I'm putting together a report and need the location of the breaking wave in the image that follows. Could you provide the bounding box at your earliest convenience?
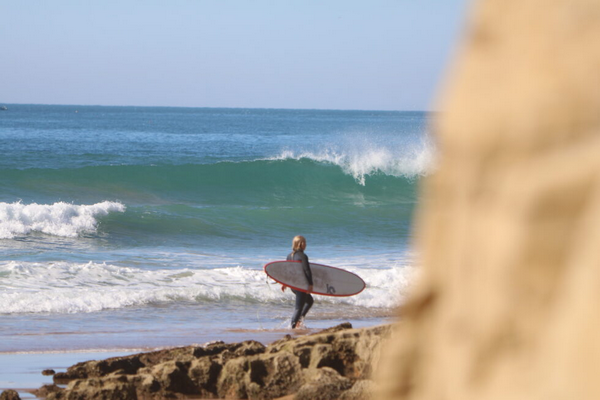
[0,261,415,314]
[0,201,125,239]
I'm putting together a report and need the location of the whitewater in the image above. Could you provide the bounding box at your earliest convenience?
[0,105,430,353]
[0,261,414,314]
[0,201,125,239]
[271,132,434,185]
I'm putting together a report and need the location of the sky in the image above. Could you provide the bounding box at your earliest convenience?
[0,1,468,111]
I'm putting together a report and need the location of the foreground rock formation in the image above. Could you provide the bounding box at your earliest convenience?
[378,0,600,399]
[37,323,390,399]
[0,390,21,400]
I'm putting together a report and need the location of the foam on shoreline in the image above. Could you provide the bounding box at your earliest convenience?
[1,261,414,314]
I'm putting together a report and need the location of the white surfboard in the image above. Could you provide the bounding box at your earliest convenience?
[264,261,366,297]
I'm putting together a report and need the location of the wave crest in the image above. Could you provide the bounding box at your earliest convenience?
[0,201,125,239]
[270,135,434,185]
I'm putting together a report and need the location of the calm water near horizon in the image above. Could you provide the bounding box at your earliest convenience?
[0,104,430,353]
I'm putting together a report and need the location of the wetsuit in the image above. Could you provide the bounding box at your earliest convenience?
[286,250,314,328]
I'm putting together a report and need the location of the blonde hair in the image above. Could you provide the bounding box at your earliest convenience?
[291,235,306,255]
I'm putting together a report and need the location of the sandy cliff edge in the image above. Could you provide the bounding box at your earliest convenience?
[377,0,600,399]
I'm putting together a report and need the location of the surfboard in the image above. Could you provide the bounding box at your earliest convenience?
[264,261,366,297]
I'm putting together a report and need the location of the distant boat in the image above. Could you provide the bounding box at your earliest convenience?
[0,106,7,111]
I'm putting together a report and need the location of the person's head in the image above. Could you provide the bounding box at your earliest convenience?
[292,235,307,253]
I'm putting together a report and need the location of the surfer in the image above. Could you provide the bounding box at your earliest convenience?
[282,235,314,329]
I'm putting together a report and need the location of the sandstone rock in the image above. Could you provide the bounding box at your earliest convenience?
[32,384,62,398]
[217,351,303,399]
[48,376,137,400]
[53,340,267,386]
[130,373,161,395]
[42,369,55,376]
[377,0,600,399]
[41,323,389,399]
[53,356,144,381]
[0,390,20,400]
[340,379,377,400]
[314,322,353,334]
[294,367,352,400]
[217,340,267,365]
[149,360,195,394]
[188,357,222,396]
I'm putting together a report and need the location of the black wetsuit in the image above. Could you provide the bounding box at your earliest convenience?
[287,250,314,328]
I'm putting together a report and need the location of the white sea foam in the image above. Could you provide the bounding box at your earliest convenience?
[0,261,415,314]
[0,201,125,239]
[271,133,435,185]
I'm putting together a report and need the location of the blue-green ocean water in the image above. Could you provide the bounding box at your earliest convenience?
[0,104,431,353]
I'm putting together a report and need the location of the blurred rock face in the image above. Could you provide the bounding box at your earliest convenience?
[378,0,600,399]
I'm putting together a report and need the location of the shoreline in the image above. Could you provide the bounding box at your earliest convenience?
[2,315,394,354]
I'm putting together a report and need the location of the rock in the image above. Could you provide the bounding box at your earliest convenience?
[42,369,56,376]
[216,340,267,365]
[314,322,353,334]
[192,340,266,361]
[245,352,303,399]
[32,384,62,398]
[149,360,195,394]
[294,367,352,400]
[40,323,390,399]
[131,372,161,395]
[53,357,144,381]
[0,390,20,400]
[188,357,222,397]
[377,0,600,399]
[48,376,137,400]
[339,379,377,400]
[53,340,267,385]
[217,351,304,399]
[51,372,71,384]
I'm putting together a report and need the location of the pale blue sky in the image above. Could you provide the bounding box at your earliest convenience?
[0,1,468,110]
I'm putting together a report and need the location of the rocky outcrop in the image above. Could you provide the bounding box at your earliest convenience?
[0,390,21,400]
[43,323,390,399]
[378,0,600,399]
[32,384,61,398]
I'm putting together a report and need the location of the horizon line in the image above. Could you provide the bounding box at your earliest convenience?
[0,101,434,114]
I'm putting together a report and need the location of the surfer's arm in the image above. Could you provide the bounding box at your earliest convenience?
[301,254,313,286]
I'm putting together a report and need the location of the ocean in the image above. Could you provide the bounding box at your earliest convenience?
[0,104,431,354]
